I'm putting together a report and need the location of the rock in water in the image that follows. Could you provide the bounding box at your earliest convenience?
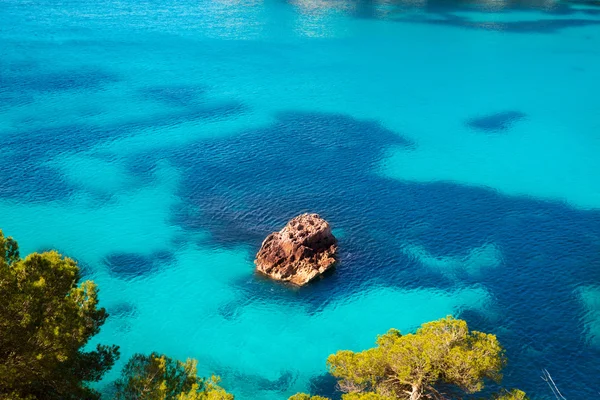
[255,213,338,286]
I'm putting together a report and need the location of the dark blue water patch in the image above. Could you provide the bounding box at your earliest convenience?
[0,66,120,94]
[466,111,527,133]
[139,85,207,107]
[0,91,35,109]
[162,111,414,245]
[107,302,138,319]
[335,0,600,17]
[421,15,600,34]
[568,0,600,11]
[0,54,244,203]
[74,259,95,279]
[319,0,600,33]
[1,100,245,161]
[423,0,600,15]
[127,110,600,399]
[103,250,175,279]
[0,155,77,203]
[217,302,240,321]
[227,369,297,393]
[308,373,341,400]
[257,370,297,392]
[0,97,245,203]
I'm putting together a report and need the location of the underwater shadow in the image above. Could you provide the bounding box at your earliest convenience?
[0,66,120,94]
[103,250,176,280]
[295,0,600,33]
[139,84,208,107]
[125,110,600,399]
[466,111,527,133]
[0,80,246,203]
[419,15,600,33]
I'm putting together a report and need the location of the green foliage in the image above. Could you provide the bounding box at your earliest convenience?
[288,393,331,400]
[0,230,119,400]
[114,352,234,400]
[342,393,395,400]
[491,389,530,400]
[327,316,508,400]
[288,392,395,400]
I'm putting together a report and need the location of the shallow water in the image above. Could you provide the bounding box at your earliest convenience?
[1,0,600,398]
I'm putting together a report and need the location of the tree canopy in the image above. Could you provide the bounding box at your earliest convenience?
[113,352,234,400]
[289,394,332,400]
[290,393,393,400]
[491,389,529,400]
[324,316,525,400]
[0,230,119,400]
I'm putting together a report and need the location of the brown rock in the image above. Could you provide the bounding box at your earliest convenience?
[255,213,338,286]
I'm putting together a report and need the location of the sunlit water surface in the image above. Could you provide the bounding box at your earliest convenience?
[1,0,599,398]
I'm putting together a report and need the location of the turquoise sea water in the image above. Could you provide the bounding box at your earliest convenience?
[1,0,600,398]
